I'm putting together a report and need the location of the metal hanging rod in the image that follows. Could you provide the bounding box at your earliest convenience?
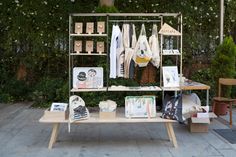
[108,19,161,23]
[70,13,181,17]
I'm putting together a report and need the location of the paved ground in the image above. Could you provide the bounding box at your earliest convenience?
[1,102,236,157]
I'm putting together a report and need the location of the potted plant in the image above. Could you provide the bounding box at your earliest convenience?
[211,36,236,115]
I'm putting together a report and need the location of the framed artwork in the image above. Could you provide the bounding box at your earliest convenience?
[73,67,103,89]
[162,66,179,87]
[125,96,156,118]
[86,22,94,34]
[75,23,83,34]
[50,103,68,112]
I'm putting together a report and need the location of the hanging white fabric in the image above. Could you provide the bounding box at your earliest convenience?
[133,24,152,67]
[149,24,160,68]
[116,25,125,77]
[109,25,121,78]
[124,24,137,78]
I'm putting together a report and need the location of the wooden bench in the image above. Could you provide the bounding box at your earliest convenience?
[39,111,178,149]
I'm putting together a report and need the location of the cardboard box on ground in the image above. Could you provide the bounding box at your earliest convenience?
[188,112,217,133]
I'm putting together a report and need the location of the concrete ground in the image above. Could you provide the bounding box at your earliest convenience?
[1,103,236,157]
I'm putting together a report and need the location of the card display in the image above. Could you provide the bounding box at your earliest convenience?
[74,40,82,53]
[97,42,104,54]
[86,22,94,34]
[97,21,105,34]
[75,23,83,34]
[86,41,93,53]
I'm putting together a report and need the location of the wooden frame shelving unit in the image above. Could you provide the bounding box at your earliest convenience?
[39,13,211,149]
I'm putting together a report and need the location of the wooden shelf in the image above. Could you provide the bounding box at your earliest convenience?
[71,86,162,92]
[70,33,107,37]
[162,53,181,56]
[161,87,181,91]
[108,86,162,91]
[39,110,176,124]
[70,53,107,56]
[71,88,107,92]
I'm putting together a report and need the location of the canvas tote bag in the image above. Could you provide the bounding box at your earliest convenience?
[149,24,160,68]
[133,24,152,67]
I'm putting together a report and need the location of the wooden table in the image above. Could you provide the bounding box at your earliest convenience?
[162,81,210,106]
[39,112,177,149]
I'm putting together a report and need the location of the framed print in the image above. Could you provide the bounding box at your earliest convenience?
[75,23,83,34]
[50,103,68,112]
[97,42,104,54]
[74,40,82,53]
[86,40,93,53]
[125,96,156,118]
[86,22,94,34]
[73,67,103,89]
[97,21,105,34]
[163,66,179,87]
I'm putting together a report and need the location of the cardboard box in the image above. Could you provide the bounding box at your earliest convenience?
[188,117,210,133]
[99,111,116,119]
[44,108,69,120]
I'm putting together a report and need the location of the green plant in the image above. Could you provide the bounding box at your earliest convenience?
[31,77,67,107]
[211,36,236,97]
[191,68,215,104]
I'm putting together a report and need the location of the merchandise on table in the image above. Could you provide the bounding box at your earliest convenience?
[162,94,183,122]
[69,95,90,121]
[125,96,156,118]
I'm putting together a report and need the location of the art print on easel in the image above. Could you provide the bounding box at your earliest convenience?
[163,66,179,87]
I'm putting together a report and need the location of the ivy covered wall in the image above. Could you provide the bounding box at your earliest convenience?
[0,0,235,104]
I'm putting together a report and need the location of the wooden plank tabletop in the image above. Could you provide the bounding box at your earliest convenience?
[39,112,176,124]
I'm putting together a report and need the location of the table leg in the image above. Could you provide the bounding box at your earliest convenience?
[230,102,233,128]
[48,123,60,149]
[167,123,178,148]
[206,89,209,107]
[165,123,172,141]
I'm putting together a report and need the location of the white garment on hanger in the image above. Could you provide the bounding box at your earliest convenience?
[149,24,160,68]
[110,25,121,78]
[116,25,125,77]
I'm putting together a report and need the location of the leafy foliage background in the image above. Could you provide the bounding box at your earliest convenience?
[0,0,235,106]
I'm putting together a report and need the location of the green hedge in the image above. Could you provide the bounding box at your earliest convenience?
[0,0,236,106]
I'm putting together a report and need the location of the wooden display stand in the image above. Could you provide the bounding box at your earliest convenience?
[39,112,178,149]
[39,13,211,149]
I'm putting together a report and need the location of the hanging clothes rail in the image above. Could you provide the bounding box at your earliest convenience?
[108,20,161,23]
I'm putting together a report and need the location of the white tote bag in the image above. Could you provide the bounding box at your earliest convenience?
[149,24,160,68]
[133,24,152,67]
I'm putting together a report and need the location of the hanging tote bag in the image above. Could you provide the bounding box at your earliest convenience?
[162,94,183,122]
[133,24,152,67]
[149,24,160,68]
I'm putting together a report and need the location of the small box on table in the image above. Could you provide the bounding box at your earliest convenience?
[44,108,69,121]
[99,111,116,119]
